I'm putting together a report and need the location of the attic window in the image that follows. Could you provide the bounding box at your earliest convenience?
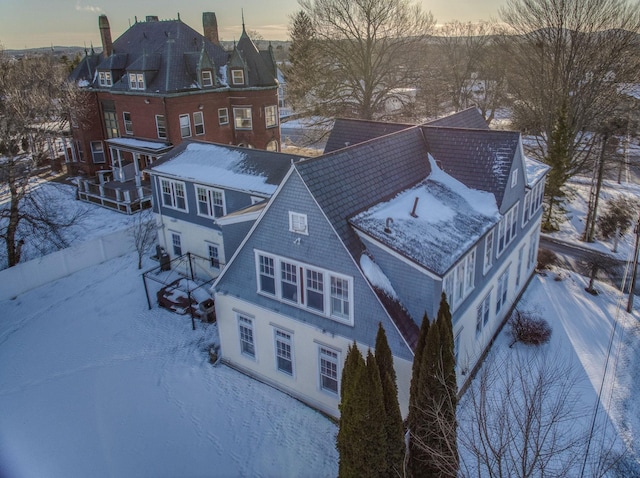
[202,70,213,87]
[129,73,145,90]
[289,212,308,235]
[231,69,245,85]
[98,71,112,87]
[511,169,518,188]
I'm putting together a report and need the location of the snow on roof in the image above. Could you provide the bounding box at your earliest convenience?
[360,254,398,299]
[150,143,279,195]
[524,156,550,187]
[106,138,171,150]
[351,155,499,276]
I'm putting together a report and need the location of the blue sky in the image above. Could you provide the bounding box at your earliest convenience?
[0,0,504,50]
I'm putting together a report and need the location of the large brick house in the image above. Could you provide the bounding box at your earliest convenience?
[68,13,280,213]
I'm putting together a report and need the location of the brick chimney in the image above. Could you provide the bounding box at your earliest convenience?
[203,12,219,45]
[99,14,113,57]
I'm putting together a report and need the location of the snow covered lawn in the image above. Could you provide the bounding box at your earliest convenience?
[0,253,338,478]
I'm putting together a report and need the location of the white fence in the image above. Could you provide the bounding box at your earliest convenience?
[0,227,135,301]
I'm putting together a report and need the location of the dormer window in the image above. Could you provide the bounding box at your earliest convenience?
[129,73,145,90]
[231,69,245,85]
[98,71,112,87]
[201,70,213,87]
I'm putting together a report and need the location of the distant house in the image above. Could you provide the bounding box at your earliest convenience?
[68,13,280,213]
[147,141,303,280]
[212,107,548,418]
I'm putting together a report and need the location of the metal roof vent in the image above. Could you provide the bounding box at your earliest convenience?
[384,217,394,234]
[410,197,419,218]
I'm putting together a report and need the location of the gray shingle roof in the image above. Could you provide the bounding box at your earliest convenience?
[425,106,490,130]
[236,29,278,87]
[323,118,414,153]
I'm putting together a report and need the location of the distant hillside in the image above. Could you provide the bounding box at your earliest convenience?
[4,46,89,59]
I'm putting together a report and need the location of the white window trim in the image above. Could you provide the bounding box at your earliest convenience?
[254,250,354,325]
[476,290,492,336]
[231,69,245,85]
[195,185,226,219]
[123,112,133,135]
[237,313,256,360]
[207,242,221,269]
[317,344,340,395]
[155,115,167,139]
[98,71,112,87]
[483,229,494,275]
[273,328,294,377]
[201,70,213,87]
[233,107,253,130]
[496,265,511,314]
[289,212,308,235]
[511,169,518,188]
[193,111,205,136]
[265,105,278,128]
[129,72,145,90]
[170,231,182,257]
[159,178,188,212]
[179,114,192,138]
[443,247,477,312]
[497,202,519,257]
[218,108,229,125]
[90,141,105,163]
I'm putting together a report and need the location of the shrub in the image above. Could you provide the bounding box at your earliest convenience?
[509,310,552,347]
[537,248,558,271]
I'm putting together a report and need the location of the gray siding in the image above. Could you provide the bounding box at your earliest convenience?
[220,221,254,264]
[216,172,414,360]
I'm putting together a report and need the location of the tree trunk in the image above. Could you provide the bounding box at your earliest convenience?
[584,133,608,242]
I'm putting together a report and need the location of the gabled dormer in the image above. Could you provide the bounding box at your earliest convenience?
[185,44,217,89]
[227,47,248,87]
[95,53,127,88]
[126,52,161,92]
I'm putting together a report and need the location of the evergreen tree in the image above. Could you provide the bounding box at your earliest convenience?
[363,350,388,477]
[375,323,406,476]
[543,101,572,231]
[284,10,318,113]
[337,343,366,477]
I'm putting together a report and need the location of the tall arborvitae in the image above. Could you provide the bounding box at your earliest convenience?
[407,312,430,475]
[363,350,388,477]
[375,323,405,476]
[337,343,366,477]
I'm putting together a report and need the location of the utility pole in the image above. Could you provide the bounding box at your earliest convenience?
[627,212,640,313]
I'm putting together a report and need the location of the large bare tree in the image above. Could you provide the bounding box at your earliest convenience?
[290,0,435,120]
[0,49,87,268]
[500,0,640,167]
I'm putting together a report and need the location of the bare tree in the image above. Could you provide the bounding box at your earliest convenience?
[128,209,157,270]
[499,0,640,168]
[458,350,607,478]
[0,49,88,268]
[292,0,435,120]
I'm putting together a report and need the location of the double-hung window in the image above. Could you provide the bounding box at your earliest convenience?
[255,251,353,324]
[155,115,167,139]
[179,114,191,138]
[319,346,339,394]
[238,315,255,358]
[123,112,133,135]
[274,329,293,375]
[129,73,145,90]
[476,292,491,335]
[171,232,182,256]
[496,267,510,314]
[484,230,494,274]
[208,243,220,269]
[265,105,278,128]
[231,69,245,85]
[98,71,112,87]
[196,185,225,218]
[193,111,205,136]
[218,108,229,125]
[233,107,252,130]
[160,178,187,211]
[90,141,105,163]
[443,247,477,311]
[201,70,213,87]
[497,203,519,256]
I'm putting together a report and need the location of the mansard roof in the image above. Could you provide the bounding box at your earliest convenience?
[234,28,278,87]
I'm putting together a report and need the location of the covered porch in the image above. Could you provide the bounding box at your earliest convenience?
[77,137,172,214]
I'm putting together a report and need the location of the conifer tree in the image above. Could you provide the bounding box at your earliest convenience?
[375,323,405,476]
[362,350,387,477]
[407,313,430,475]
[543,101,572,231]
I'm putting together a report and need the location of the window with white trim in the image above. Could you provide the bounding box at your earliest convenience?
[208,243,220,269]
[90,141,105,163]
[265,105,278,128]
[497,202,519,256]
[160,178,187,211]
[179,114,191,138]
[238,315,255,358]
[511,169,518,188]
[155,115,167,139]
[196,185,225,218]
[527,231,539,271]
[201,70,213,87]
[319,346,339,394]
[484,229,494,274]
[103,110,119,139]
[218,108,229,125]
[476,291,491,335]
[129,72,145,90]
[98,71,112,87]
[289,212,308,235]
[443,247,477,311]
[171,232,182,256]
[255,251,353,324]
[496,267,510,314]
[516,245,525,288]
[193,111,205,136]
[123,112,133,135]
[522,191,532,226]
[231,69,245,85]
[274,329,293,375]
[233,107,252,130]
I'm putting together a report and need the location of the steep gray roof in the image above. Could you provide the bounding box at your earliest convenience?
[323,118,413,153]
[235,29,278,87]
[420,126,520,209]
[425,106,490,130]
[296,127,431,257]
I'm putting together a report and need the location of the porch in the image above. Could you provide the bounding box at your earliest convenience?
[77,176,152,214]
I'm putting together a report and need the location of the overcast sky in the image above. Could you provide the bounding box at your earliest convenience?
[0,0,505,50]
